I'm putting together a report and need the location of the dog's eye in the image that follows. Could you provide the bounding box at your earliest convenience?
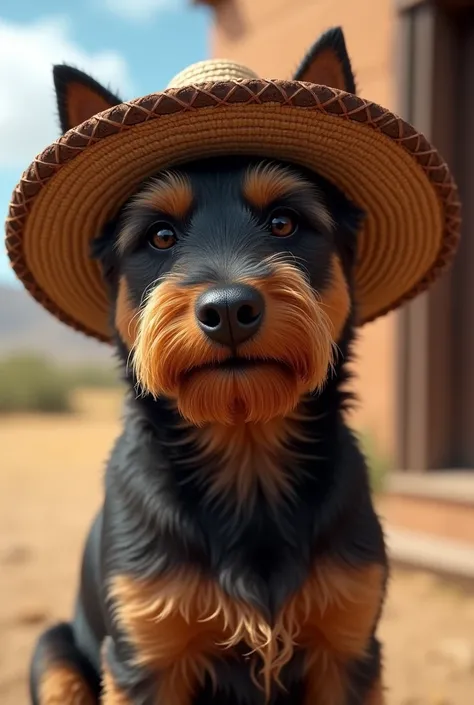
[269,209,299,238]
[147,222,177,250]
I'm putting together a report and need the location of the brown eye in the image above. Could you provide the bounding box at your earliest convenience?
[269,210,298,238]
[147,223,177,250]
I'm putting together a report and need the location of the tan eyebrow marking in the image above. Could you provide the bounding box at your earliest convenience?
[135,171,194,219]
[242,161,333,231]
[117,171,193,254]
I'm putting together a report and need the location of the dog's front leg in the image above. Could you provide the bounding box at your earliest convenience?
[301,637,386,705]
[101,631,210,705]
[101,635,161,705]
[100,626,213,705]
[101,571,222,705]
[294,561,387,705]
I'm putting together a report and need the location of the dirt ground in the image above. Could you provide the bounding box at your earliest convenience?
[1,390,473,705]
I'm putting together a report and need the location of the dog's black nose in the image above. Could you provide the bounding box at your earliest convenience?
[195,284,264,348]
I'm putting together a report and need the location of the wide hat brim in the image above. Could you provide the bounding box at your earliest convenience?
[6,78,461,343]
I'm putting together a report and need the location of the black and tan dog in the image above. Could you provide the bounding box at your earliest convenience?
[28,29,389,705]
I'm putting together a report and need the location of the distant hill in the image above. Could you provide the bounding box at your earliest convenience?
[0,284,113,364]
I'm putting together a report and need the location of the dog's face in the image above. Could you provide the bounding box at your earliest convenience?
[100,156,362,426]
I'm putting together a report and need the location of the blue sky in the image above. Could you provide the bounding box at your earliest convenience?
[0,0,211,285]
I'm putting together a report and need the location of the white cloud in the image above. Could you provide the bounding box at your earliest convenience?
[104,0,184,22]
[0,17,132,169]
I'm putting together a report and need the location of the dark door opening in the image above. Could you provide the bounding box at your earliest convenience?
[395,0,474,472]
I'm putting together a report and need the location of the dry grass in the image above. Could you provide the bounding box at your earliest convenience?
[0,389,473,705]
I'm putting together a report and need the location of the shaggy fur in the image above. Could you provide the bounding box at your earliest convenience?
[30,27,388,705]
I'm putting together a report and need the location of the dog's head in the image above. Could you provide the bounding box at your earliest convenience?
[53,29,363,427]
[95,156,363,425]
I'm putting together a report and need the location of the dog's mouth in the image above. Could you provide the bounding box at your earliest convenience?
[177,356,299,424]
[183,356,293,379]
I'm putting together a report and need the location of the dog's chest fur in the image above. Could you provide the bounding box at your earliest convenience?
[108,405,317,616]
[110,557,382,699]
[106,399,383,702]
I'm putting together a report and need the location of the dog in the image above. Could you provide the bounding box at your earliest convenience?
[18,27,401,705]
[31,152,388,704]
[30,169,388,704]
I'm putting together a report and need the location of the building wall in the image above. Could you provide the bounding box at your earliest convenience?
[211,0,398,457]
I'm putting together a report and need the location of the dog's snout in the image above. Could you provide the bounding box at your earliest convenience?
[195,284,264,347]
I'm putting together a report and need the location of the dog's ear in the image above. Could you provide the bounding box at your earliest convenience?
[293,27,356,94]
[53,64,122,133]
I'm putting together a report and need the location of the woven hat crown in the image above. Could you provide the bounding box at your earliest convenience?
[167,59,259,88]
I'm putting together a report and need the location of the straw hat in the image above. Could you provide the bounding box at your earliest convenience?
[5,28,461,343]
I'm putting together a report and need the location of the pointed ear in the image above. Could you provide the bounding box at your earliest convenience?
[293,27,356,94]
[53,64,122,133]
